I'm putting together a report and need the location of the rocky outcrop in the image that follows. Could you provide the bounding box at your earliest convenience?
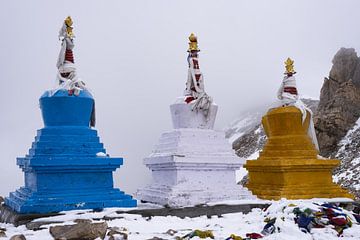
[232,124,265,158]
[314,48,360,157]
[49,221,107,240]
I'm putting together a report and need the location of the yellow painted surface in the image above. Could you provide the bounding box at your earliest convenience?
[244,106,353,200]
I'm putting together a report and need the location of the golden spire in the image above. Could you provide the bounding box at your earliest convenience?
[284,57,296,74]
[64,16,74,38]
[187,33,200,52]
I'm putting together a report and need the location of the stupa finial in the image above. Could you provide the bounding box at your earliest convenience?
[284,57,296,75]
[56,16,86,96]
[64,16,74,38]
[187,33,200,52]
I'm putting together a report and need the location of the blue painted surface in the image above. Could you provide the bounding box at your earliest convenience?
[5,89,137,213]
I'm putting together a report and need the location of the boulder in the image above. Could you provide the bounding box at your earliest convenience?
[0,229,6,238]
[49,221,107,240]
[9,235,26,240]
[26,221,63,231]
[107,227,128,240]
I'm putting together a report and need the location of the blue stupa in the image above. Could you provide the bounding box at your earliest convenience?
[5,89,137,213]
[5,16,136,214]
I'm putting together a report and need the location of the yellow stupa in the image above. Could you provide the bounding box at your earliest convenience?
[244,60,353,200]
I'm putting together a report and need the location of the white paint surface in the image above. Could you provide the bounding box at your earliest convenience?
[136,103,254,207]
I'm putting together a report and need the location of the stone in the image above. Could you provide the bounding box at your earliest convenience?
[107,227,128,240]
[137,102,254,207]
[0,229,6,238]
[26,221,63,231]
[9,235,26,240]
[5,89,136,214]
[109,235,127,240]
[49,221,107,240]
[245,106,353,200]
[166,229,177,236]
[74,219,92,224]
[315,48,360,156]
[0,197,4,204]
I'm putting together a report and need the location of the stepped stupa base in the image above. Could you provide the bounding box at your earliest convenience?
[245,159,353,200]
[136,102,255,207]
[137,150,254,207]
[245,106,353,200]
[6,187,135,214]
[5,90,136,214]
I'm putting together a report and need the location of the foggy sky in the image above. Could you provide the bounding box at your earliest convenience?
[1,0,360,197]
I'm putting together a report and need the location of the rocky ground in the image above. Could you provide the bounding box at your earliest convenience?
[0,199,359,240]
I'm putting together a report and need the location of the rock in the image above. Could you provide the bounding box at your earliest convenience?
[0,196,4,204]
[73,219,92,224]
[107,227,128,240]
[26,221,63,231]
[165,229,177,236]
[49,221,107,240]
[109,233,127,240]
[232,124,266,158]
[9,235,26,240]
[315,48,360,156]
[0,229,6,238]
[146,237,165,240]
[238,174,249,186]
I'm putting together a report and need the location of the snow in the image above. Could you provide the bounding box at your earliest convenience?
[1,199,358,240]
[299,94,319,101]
[336,118,360,154]
[334,117,360,192]
[248,150,260,160]
[96,152,107,157]
[236,167,248,183]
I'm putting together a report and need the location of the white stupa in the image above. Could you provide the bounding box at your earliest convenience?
[136,34,254,207]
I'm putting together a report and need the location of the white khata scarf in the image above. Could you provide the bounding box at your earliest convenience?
[277,75,320,151]
[184,54,213,118]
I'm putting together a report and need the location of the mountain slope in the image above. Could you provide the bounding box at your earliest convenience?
[334,118,360,199]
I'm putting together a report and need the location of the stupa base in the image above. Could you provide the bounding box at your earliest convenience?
[137,178,254,207]
[5,187,136,214]
[136,127,255,207]
[245,158,354,200]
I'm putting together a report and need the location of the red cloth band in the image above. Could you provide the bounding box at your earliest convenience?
[65,49,74,63]
[284,87,298,95]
